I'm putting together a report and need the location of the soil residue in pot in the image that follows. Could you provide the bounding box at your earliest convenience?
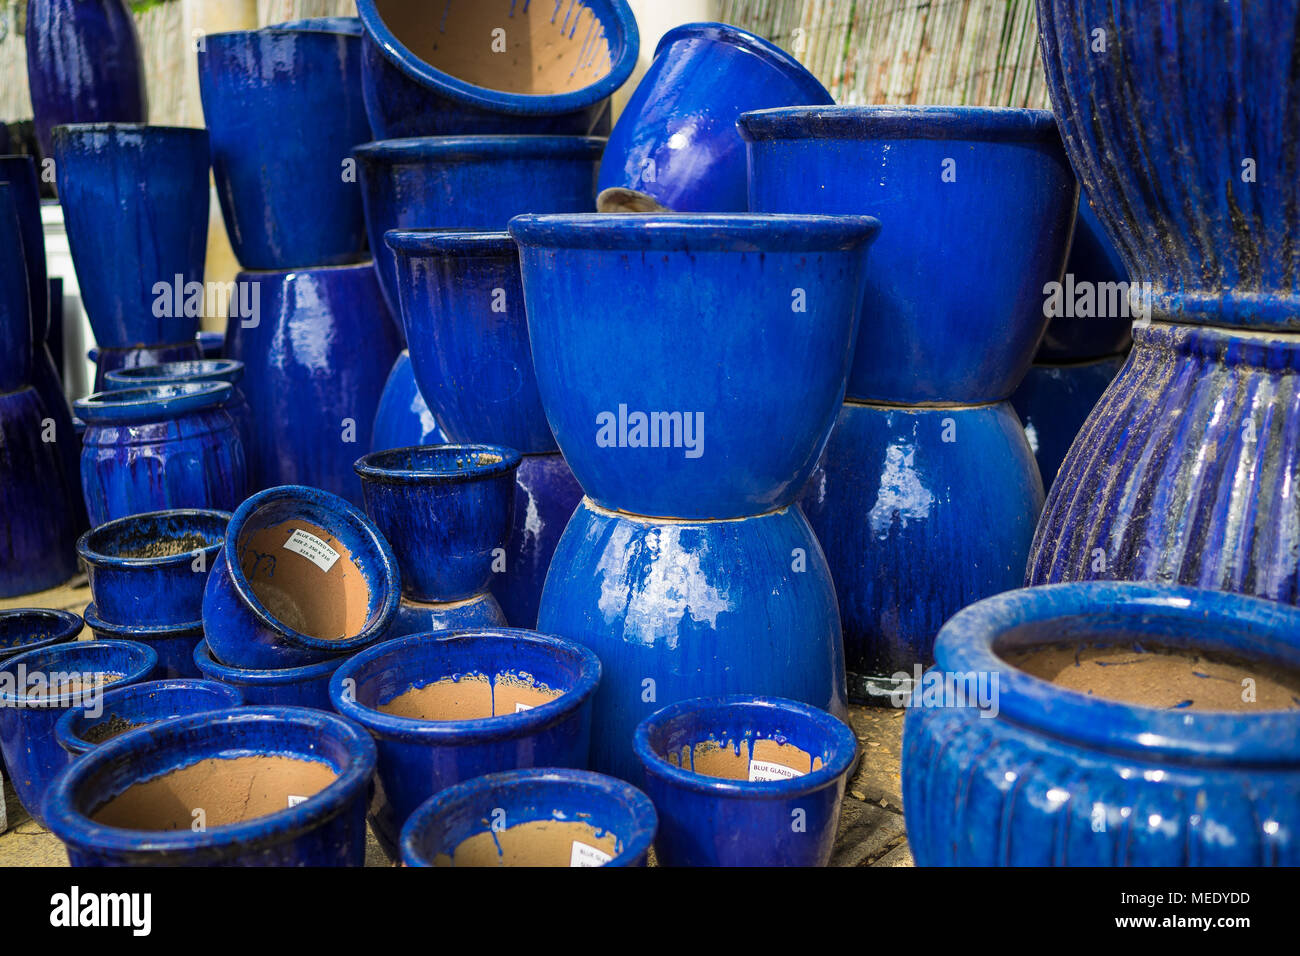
[378,671,562,721]
[669,737,823,782]
[435,819,620,867]
[114,534,213,559]
[25,672,124,700]
[82,714,145,744]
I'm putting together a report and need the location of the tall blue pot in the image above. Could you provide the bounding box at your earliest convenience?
[371,350,448,452]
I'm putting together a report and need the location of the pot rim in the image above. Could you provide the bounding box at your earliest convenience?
[385,229,515,258]
[53,678,245,757]
[655,22,832,104]
[0,609,84,661]
[50,122,209,144]
[202,16,362,43]
[737,105,1062,143]
[83,604,204,639]
[353,443,522,485]
[193,639,345,685]
[77,508,230,571]
[354,134,606,163]
[74,382,233,425]
[0,639,158,708]
[508,212,882,252]
[104,359,245,389]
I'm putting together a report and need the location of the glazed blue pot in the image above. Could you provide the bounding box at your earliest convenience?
[599,23,832,212]
[92,340,203,392]
[0,155,47,340]
[224,263,400,503]
[198,18,371,270]
[0,639,156,825]
[904,582,1300,865]
[74,382,246,527]
[52,124,209,349]
[331,628,601,855]
[193,640,345,711]
[44,706,376,866]
[371,351,448,452]
[389,592,507,641]
[202,484,401,670]
[55,678,243,758]
[635,695,858,867]
[538,500,848,783]
[196,330,224,359]
[387,230,556,453]
[355,0,637,140]
[0,609,82,662]
[105,359,253,457]
[741,106,1077,404]
[401,768,656,867]
[24,0,147,159]
[83,605,203,680]
[355,136,604,331]
[0,184,33,393]
[511,213,878,519]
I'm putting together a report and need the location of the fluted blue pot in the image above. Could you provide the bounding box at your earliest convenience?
[401,768,656,867]
[635,695,858,867]
[903,582,1300,866]
[0,609,82,782]
[355,0,637,140]
[91,340,203,392]
[0,639,156,825]
[52,124,209,349]
[538,500,848,783]
[599,22,832,212]
[193,640,345,711]
[55,678,243,758]
[331,628,601,856]
[83,605,203,680]
[0,156,47,340]
[371,351,448,452]
[105,359,253,460]
[198,18,371,270]
[45,706,376,866]
[202,484,401,670]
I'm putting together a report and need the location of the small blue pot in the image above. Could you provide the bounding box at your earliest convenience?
[330,628,601,855]
[510,213,878,519]
[104,359,253,457]
[55,678,244,758]
[371,350,448,452]
[401,768,656,867]
[91,340,204,392]
[193,639,344,711]
[0,609,82,661]
[198,18,371,270]
[355,0,638,140]
[202,484,401,670]
[44,706,376,866]
[599,22,832,212]
[635,695,858,867]
[83,605,203,680]
[0,155,47,341]
[390,592,508,641]
[0,639,157,825]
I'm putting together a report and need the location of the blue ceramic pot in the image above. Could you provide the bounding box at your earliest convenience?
[599,23,832,212]
[0,184,33,393]
[224,263,400,503]
[354,0,637,140]
[387,230,556,453]
[0,155,47,340]
[903,582,1300,865]
[52,124,209,349]
[74,382,246,527]
[0,639,156,825]
[198,18,371,270]
[388,592,507,641]
[538,500,848,783]
[24,0,147,159]
[510,213,878,519]
[55,678,243,758]
[92,340,203,392]
[741,106,1077,404]
[193,640,345,711]
[331,628,601,855]
[195,330,224,359]
[371,351,448,452]
[104,359,253,458]
[44,706,376,866]
[635,695,858,867]
[401,768,656,867]
[83,605,203,680]
[0,609,82,662]
[202,485,401,670]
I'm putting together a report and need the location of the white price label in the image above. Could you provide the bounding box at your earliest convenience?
[283,529,341,572]
[287,795,308,808]
[748,759,804,782]
[570,841,613,867]
[515,702,534,713]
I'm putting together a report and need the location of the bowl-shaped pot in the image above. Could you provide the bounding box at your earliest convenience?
[104,359,253,458]
[0,609,82,661]
[202,484,401,670]
[83,605,203,681]
[0,184,33,393]
[370,350,448,452]
[0,155,47,341]
[44,706,376,866]
[91,341,204,392]
[54,678,243,758]
[193,640,345,711]
[401,768,656,867]
[509,213,879,519]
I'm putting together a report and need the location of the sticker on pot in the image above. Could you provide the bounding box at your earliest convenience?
[570,842,613,867]
[283,529,341,572]
[515,702,533,713]
[748,760,805,783]
[287,795,308,808]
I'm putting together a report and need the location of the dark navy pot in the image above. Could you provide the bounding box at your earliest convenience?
[0,155,47,340]
[904,582,1300,866]
[44,706,376,866]
[105,359,253,459]
[202,484,401,670]
[193,640,345,712]
[401,768,656,867]
[91,340,203,392]
[196,330,224,359]
[55,678,243,758]
[741,106,1077,404]
[599,22,832,212]
[198,18,371,270]
[354,0,637,140]
[0,183,33,393]
[0,639,156,825]
[83,605,203,680]
[371,350,447,452]
[331,628,601,856]
[635,695,858,867]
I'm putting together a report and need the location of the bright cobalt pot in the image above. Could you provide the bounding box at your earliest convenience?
[104,359,253,458]
[44,706,376,866]
[193,640,345,711]
[0,639,157,826]
[83,605,203,680]
[355,0,638,139]
[370,350,448,452]
[202,485,401,670]
[903,582,1300,866]
[401,768,656,867]
[635,695,858,867]
[330,627,601,855]
[55,678,244,759]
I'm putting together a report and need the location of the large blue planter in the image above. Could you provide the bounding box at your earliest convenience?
[55,678,243,758]
[44,706,376,866]
[198,18,371,270]
[903,582,1300,866]
[105,359,253,460]
[83,605,203,680]
[193,640,345,712]
[371,350,448,452]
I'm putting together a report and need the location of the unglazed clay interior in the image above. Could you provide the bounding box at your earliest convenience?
[435,819,620,866]
[24,672,123,700]
[374,0,614,95]
[378,670,562,720]
[666,737,824,782]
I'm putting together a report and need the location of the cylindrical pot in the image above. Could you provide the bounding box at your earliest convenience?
[0,184,34,393]
[903,581,1300,865]
[198,18,371,270]
[401,768,656,867]
[83,605,203,680]
[193,640,345,711]
[635,695,858,867]
[330,628,601,855]
[598,23,832,212]
[104,359,253,456]
[54,678,244,758]
[91,340,204,392]
[44,706,376,866]
[0,155,48,341]
[371,350,448,452]
[202,485,401,670]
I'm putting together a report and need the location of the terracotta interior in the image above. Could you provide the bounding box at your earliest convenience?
[26,672,123,700]
[667,737,824,782]
[435,819,619,866]
[113,533,213,559]
[378,671,562,720]
[374,0,614,95]
[90,755,338,830]
[82,714,145,744]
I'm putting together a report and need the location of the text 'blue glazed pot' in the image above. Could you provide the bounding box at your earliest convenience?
[83,605,203,681]
[193,640,344,712]
[54,678,244,758]
[104,359,253,459]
